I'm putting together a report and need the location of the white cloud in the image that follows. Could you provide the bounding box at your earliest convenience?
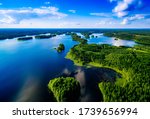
[44,2,50,5]
[57,21,81,27]
[0,15,16,24]
[121,18,128,24]
[121,14,145,24]
[68,10,76,13]
[110,0,146,25]
[97,20,116,25]
[110,0,121,2]
[116,11,128,17]
[112,0,143,17]
[0,7,67,24]
[97,21,106,25]
[90,13,112,17]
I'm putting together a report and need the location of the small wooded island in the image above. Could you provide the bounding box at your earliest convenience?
[48,77,80,102]
[71,33,87,44]
[17,36,33,41]
[55,43,65,52]
[35,34,56,39]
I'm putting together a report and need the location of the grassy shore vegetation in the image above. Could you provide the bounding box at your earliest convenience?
[104,31,150,45]
[66,44,150,101]
[48,77,80,102]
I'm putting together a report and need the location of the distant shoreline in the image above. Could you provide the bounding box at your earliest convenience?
[0,28,150,30]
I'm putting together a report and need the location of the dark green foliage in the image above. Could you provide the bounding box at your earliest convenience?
[56,43,65,52]
[0,29,63,40]
[71,33,87,44]
[35,34,56,39]
[104,32,134,40]
[67,43,150,101]
[17,37,33,41]
[91,35,95,38]
[134,35,150,45]
[81,32,92,39]
[104,31,150,45]
[48,77,80,102]
[0,29,149,40]
[65,32,71,35]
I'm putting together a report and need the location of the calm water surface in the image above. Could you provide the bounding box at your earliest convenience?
[88,33,137,47]
[0,33,136,101]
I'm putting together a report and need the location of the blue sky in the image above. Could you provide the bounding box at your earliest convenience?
[0,0,150,28]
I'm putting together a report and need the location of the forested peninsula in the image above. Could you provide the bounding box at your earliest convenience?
[66,31,150,102]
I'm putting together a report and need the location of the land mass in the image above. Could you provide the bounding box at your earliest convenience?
[48,77,80,102]
[66,35,150,101]
[104,31,150,45]
[55,43,65,52]
[17,36,33,41]
[35,34,56,39]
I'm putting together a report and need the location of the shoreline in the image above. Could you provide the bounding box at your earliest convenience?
[66,51,129,87]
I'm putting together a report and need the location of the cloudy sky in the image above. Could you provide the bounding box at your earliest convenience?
[0,0,150,28]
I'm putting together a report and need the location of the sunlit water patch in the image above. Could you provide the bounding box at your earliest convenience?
[88,34,137,47]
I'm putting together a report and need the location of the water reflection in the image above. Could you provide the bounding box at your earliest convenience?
[49,34,68,47]
[15,76,40,102]
[90,33,103,38]
[112,38,136,47]
[0,39,19,51]
[76,33,84,38]
[88,34,137,47]
[61,67,121,102]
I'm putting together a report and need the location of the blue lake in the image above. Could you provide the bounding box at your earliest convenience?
[0,33,137,102]
[88,33,137,47]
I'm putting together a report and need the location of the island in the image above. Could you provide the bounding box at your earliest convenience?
[17,36,33,41]
[81,32,92,39]
[71,33,87,44]
[48,77,80,102]
[65,32,71,35]
[91,35,95,38]
[55,43,65,52]
[35,34,56,39]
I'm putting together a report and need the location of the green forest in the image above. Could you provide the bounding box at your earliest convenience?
[48,77,80,102]
[104,31,150,45]
[56,43,65,52]
[66,41,150,101]
[71,33,87,44]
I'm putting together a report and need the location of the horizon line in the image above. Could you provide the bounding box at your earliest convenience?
[0,28,150,29]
